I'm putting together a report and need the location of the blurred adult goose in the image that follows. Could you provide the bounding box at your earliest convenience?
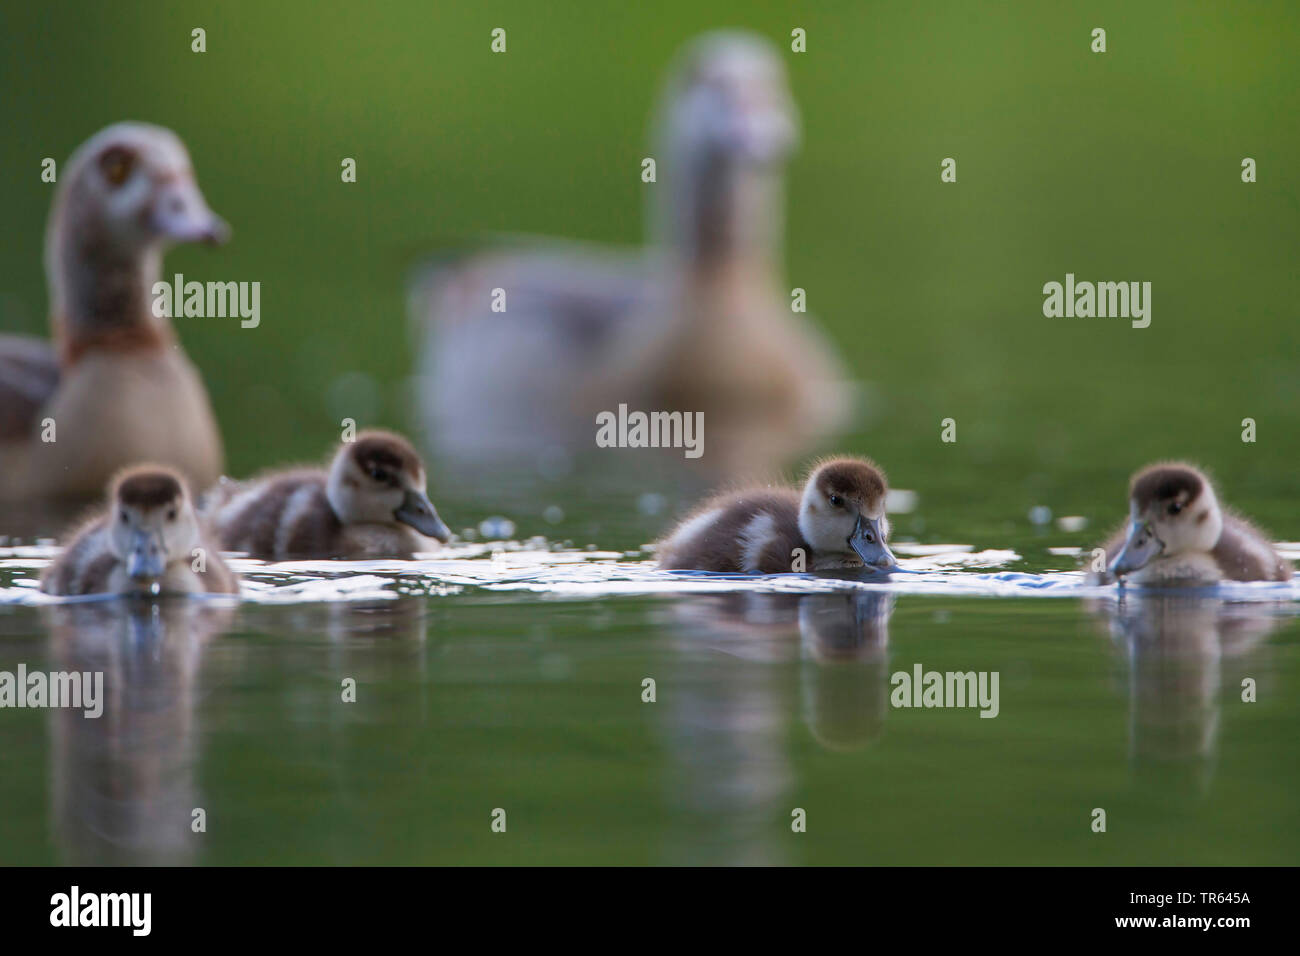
[411,31,851,477]
[0,123,228,501]
[657,457,896,574]
[1095,462,1290,585]
[203,430,451,560]
[41,466,237,596]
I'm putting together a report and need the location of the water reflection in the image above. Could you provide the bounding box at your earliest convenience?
[41,598,234,865]
[1087,592,1287,793]
[657,591,893,863]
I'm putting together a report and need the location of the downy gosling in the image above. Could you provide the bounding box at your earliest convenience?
[204,430,452,560]
[657,457,897,574]
[41,466,238,597]
[1097,462,1290,586]
[0,122,229,501]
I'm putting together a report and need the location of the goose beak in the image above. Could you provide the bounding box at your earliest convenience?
[1110,520,1163,577]
[125,530,166,580]
[395,489,451,543]
[849,515,897,573]
[152,181,230,245]
[731,110,796,165]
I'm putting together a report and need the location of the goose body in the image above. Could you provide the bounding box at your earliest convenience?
[412,32,851,477]
[204,430,451,560]
[1096,462,1290,586]
[657,457,896,574]
[0,123,228,501]
[41,466,237,597]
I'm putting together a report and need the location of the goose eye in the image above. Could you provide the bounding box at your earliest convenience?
[119,509,130,524]
[828,494,843,508]
[98,146,135,187]
[167,507,177,521]
[1167,502,1183,516]
[369,467,389,483]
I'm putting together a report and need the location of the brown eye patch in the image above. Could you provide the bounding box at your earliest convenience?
[98,145,136,187]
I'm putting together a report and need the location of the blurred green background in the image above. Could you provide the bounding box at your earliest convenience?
[2,0,1297,547]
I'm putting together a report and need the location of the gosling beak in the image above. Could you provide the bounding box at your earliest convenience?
[394,489,451,542]
[125,530,167,580]
[152,181,230,245]
[1110,520,1164,577]
[849,514,897,572]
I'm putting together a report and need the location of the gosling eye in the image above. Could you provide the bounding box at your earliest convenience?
[167,507,177,521]
[828,494,844,508]
[369,467,390,484]
[1167,502,1183,516]
[119,509,130,524]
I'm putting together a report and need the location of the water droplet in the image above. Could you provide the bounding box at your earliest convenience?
[479,516,516,540]
[637,492,666,516]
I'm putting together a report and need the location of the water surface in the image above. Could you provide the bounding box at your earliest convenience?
[3,532,1297,865]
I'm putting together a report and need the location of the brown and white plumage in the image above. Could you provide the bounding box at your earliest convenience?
[1093,462,1290,586]
[411,32,852,478]
[0,122,228,501]
[204,430,451,560]
[41,466,237,597]
[657,457,896,574]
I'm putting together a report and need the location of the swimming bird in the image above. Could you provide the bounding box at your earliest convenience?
[1096,462,1290,585]
[40,465,237,596]
[410,31,852,479]
[656,457,896,574]
[0,122,228,502]
[203,430,452,560]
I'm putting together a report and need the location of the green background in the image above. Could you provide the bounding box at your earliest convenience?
[2,0,1297,547]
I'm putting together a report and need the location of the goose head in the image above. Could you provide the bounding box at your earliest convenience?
[655,32,798,260]
[46,123,228,325]
[798,457,897,571]
[325,430,452,541]
[1110,463,1224,577]
[108,466,203,582]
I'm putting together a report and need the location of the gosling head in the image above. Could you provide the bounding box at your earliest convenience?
[798,458,897,571]
[325,430,451,542]
[108,466,202,583]
[661,31,799,170]
[1110,463,1223,578]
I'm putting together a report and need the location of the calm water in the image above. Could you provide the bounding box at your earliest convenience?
[2,493,1298,866]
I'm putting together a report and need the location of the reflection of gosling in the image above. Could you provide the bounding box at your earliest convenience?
[0,123,228,501]
[411,32,850,475]
[43,597,233,864]
[1095,463,1290,585]
[799,592,894,752]
[657,458,896,573]
[41,466,237,596]
[204,430,451,560]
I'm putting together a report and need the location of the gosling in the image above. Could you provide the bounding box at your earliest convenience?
[657,457,897,574]
[204,430,451,560]
[41,466,238,596]
[1097,462,1290,585]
